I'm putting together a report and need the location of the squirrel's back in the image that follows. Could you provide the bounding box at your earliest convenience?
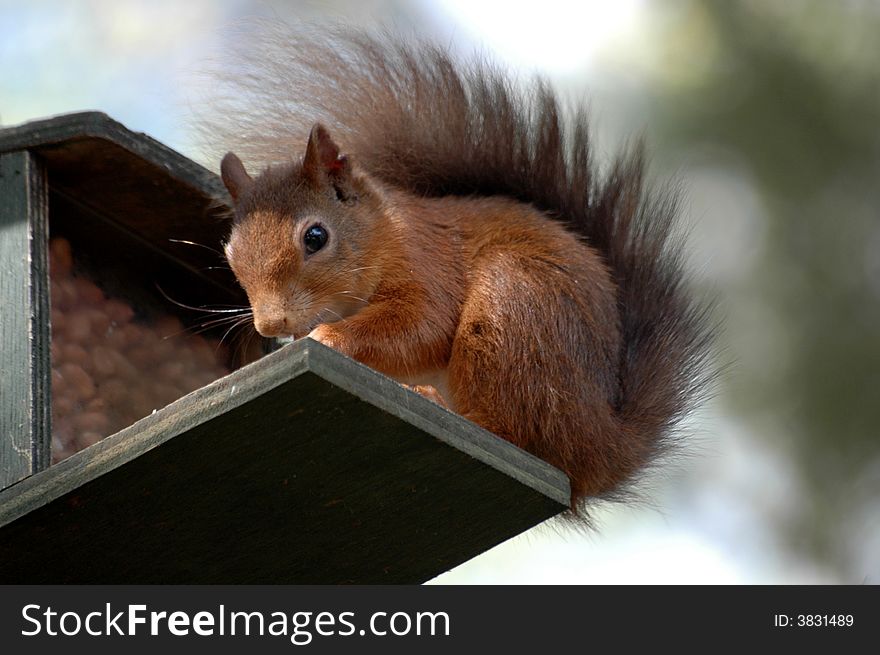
[198,22,716,509]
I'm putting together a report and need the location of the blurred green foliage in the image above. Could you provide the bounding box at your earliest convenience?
[649,0,880,576]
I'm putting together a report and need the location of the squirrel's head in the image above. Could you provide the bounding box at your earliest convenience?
[220,124,387,339]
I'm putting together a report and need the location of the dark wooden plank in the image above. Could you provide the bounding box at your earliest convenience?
[0,151,51,489]
[0,112,226,200]
[0,339,568,583]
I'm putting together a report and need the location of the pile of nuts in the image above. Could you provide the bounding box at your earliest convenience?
[49,237,231,463]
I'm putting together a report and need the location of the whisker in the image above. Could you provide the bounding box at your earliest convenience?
[247,326,261,359]
[300,259,375,296]
[194,313,254,330]
[301,259,379,298]
[233,323,258,366]
[322,307,344,321]
[329,290,369,304]
[169,238,226,257]
[162,312,254,340]
[155,283,250,314]
[340,265,380,274]
[195,306,252,314]
[217,316,254,351]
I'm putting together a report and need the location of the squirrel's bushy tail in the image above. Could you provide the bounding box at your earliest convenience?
[196,22,716,504]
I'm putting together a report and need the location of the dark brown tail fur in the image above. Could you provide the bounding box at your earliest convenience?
[195,22,716,508]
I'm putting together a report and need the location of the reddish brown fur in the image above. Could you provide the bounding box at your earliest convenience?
[224,141,642,505]
[203,25,715,514]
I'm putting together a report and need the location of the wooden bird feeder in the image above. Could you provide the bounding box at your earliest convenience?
[0,112,568,583]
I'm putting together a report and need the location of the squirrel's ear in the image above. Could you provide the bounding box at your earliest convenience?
[303,123,351,185]
[220,152,253,203]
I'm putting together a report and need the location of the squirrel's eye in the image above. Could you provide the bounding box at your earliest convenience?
[303,224,329,254]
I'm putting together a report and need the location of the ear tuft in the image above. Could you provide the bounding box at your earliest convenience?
[303,123,349,179]
[220,152,253,202]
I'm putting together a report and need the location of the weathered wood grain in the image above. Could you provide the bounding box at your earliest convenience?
[0,151,51,488]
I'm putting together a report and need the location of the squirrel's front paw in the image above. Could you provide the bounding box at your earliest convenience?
[307,323,346,353]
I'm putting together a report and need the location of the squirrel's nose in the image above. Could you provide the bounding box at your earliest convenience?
[253,311,289,337]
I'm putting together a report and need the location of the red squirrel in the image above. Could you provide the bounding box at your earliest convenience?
[206,25,714,512]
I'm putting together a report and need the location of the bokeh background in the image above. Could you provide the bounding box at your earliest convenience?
[3,0,878,583]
